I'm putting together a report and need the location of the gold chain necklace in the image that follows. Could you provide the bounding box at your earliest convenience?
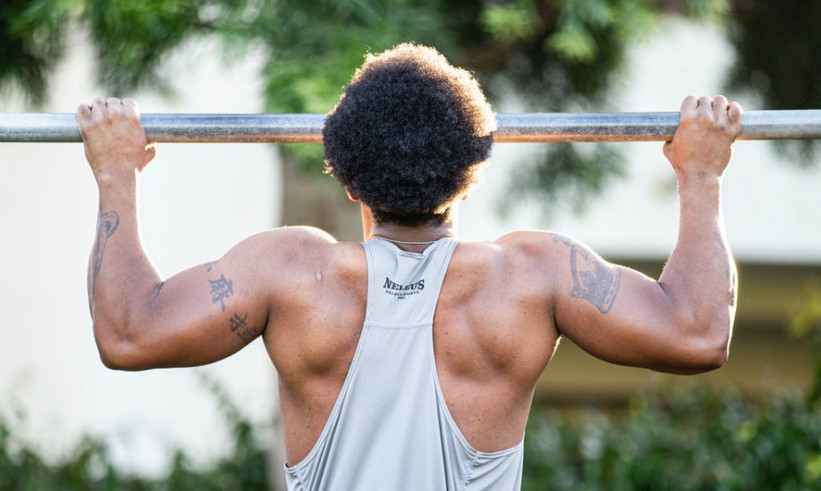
[373,236,441,246]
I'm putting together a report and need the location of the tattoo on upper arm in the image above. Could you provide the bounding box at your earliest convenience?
[229,311,262,343]
[204,265,260,342]
[88,210,120,303]
[553,234,621,314]
[209,274,234,312]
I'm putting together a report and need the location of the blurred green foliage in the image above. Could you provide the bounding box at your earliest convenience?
[2,1,819,211]
[0,0,745,213]
[789,280,821,406]
[2,363,820,489]
[523,386,821,490]
[0,373,270,490]
[727,0,821,162]
[2,296,821,489]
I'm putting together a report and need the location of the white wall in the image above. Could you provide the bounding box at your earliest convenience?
[0,32,280,475]
[462,18,821,264]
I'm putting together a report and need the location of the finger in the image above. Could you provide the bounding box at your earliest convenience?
[76,102,92,121]
[122,98,139,111]
[675,95,699,131]
[697,95,713,114]
[727,101,743,138]
[76,103,94,140]
[680,95,698,113]
[89,97,107,120]
[106,97,127,118]
[712,95,729,120]
[727,101,743,125]
[121,98,142,123]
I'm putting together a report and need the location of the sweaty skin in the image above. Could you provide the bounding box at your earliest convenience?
[78,94,741,464]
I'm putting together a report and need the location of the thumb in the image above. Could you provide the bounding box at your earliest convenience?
[662,140,674,162]
[138,142,157,172]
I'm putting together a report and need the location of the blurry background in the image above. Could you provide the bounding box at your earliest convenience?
[1,0,820,489]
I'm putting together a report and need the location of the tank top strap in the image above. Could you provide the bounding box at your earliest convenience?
[362,238,458,326]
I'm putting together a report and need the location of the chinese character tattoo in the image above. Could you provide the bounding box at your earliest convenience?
[209,274,233,312]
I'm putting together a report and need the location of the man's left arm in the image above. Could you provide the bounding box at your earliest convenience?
[79,98,270,370]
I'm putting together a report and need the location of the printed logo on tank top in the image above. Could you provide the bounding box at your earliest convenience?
[382,277,425,300]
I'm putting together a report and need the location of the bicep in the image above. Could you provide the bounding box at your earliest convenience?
[145,259,268,366]
[549,235,692,372]
[109,244,271,370]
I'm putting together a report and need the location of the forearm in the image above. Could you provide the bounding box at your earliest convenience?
[659,174,737,355]
[88,172,163,360]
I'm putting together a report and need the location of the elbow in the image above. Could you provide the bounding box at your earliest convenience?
[96,341,138,371]
[661,310,733,375]
[661,342,729,375]
[93,319,147,371]
[692,340,730,373]
[97,345,151,371]
[675,320,733,374]
[697,306,735,371]
[97,345,133,371]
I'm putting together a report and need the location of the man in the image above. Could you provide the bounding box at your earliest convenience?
[78,43,741,490]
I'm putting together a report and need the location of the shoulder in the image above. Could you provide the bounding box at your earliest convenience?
[243,225,337,248]
[446,231,576,291]
[217,226,363,276]
[490,229,578,263]
[227,226,339,259]
[484,230,609,292]
[446,230,581,271]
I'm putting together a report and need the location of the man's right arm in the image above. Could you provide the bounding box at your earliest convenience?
[79,97,331,370]
[546,95,741,374]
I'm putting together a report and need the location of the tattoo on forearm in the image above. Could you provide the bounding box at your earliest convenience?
[204,261,217,273]
[209,274,233,312]
[88,210,120,302]
[229,311,261,342]
[553,235,621,314]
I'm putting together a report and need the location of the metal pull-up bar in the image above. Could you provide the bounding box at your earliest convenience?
[0,110,819,143]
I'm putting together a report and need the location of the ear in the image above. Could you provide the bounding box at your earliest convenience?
[346,189,360,202]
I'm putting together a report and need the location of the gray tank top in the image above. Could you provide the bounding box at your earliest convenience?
[284,238,524,490]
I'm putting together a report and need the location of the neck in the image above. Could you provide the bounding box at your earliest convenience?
[369,225,456,244]
[360,205,458,250]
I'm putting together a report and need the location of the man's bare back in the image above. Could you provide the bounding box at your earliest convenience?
[247,227,733,465]
[264,231,563,464]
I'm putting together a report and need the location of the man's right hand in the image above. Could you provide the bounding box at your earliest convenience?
[663,95,742,180]
[77,97,156,183]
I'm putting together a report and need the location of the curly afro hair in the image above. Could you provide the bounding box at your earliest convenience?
[323,43,496,226]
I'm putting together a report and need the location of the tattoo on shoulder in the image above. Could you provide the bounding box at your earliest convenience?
[229,311,262,343]
[552,234,621,314]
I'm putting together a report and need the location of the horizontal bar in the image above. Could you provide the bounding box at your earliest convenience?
[0,110,819,143]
